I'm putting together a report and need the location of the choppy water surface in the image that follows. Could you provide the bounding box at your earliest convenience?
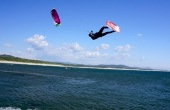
[0,63,170,110]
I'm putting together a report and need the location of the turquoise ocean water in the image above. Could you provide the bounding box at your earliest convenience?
[0,63,170,110]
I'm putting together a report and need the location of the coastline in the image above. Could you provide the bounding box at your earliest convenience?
[0,60,129,70]
[1,55,166,71]
[0,60,164,72]
[0,60,65,67]
[0,60,103,69]
[0,60,99,68]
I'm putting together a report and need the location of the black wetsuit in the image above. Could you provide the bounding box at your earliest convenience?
[89,26,115,40]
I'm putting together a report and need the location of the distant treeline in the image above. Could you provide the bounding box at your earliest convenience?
[0,54,153,70]
[0,54,91,67]
[0,54,63,65]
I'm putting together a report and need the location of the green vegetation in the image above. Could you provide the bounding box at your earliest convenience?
[0,54,153,70]
[0,54,95,68]
[0,54,63,65]
[0,54,90,67]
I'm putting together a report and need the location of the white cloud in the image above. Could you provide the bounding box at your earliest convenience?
[113,45,132,60]
[4,43,16,47]
[141,57,145,60]
[62,42,84,52]
[35,42,86,62]
[25,34,48,50]
[114,46,123,51]
[102,53,109,57]
[85,51,100,58]
[1,35,134,65]
[23,40,133,63]
[114,44,132,52]
[27,48,34,51]
[8,50,37,60]
[111,53,131,60]
[96,44,110,50]
[4,44,12,47]
[137,34,142,37]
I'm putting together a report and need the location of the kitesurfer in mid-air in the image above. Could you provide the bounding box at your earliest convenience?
[89,26,115,40]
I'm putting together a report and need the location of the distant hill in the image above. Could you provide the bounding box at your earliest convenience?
[97,64,129,68]
[0,54,63,65]
[0,54,153,70]
[96,64,152,70]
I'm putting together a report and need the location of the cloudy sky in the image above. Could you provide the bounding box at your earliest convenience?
[1,0,170,70]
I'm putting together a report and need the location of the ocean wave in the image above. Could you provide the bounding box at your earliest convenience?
[0,107,39,110]
[0,70,55,78]
[65,78,96,85]
[0,107,21,110]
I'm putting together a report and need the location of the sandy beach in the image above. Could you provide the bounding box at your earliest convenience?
[0,60,104,69]
[0,60,65,67]
[0,60,99,69]
[0,60,158,71]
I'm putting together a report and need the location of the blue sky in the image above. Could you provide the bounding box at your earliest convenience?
[0,0,170,70]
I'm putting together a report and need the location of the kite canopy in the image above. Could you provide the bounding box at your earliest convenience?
[51,8,61,26]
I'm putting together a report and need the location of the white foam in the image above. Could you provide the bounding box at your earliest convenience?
[0,107,21,110]
[0,107,38,110]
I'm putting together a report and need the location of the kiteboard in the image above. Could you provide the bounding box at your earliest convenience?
[106,21,120,33]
